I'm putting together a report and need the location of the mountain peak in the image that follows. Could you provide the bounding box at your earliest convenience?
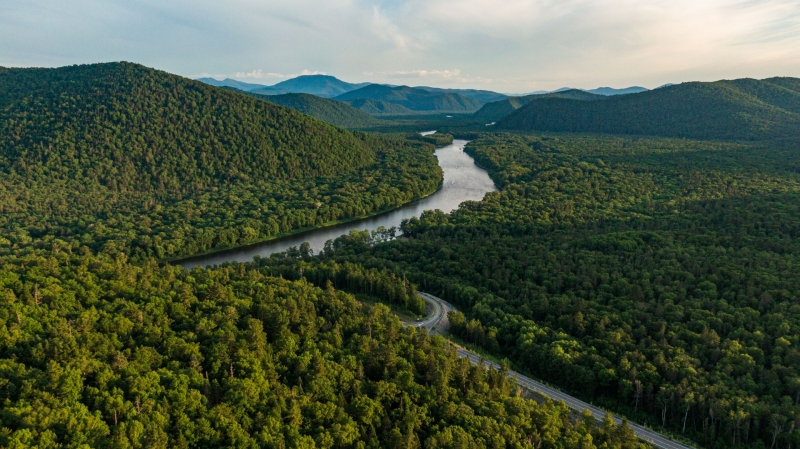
[269,75,371,98]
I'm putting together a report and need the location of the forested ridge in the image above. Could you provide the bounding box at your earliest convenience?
[473,90,606,123]
[334,85,482,114]
[222,89,383,129]
[0,63,442,261]
[498,78,800,140]
[0,63,377,188]
[341,99,415,116]
[321,132,800,448]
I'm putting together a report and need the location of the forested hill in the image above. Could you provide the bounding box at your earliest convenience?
[497,78,800,140]
[0,62,379,192]
[474,89,605,122]
[416,86,508,103]
[342,98,416,115]
[224,88,383,128]
[473,96,531,122]
[0,62,444,261]
[334,84,482,113]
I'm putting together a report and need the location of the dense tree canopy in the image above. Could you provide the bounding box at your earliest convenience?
[0,63,379,188]
[474,90,605,123]
[335,86,482,114]
[0,250,649,449]
[223,89,384,129]
[0,63,443,261]
[498,78,800,140]
[323,132,800,448]
[0,63,654,449]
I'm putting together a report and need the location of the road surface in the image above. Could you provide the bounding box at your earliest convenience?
[412,292,448,330]
[410,292,695,449]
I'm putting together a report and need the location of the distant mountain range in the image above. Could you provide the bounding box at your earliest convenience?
[197,77,268,91]
[254,75,372,98]
[497,77,800,140]
[199,75,496,114]
[198,74,671,117]
[198,75,371,98]
[335,85,483,114]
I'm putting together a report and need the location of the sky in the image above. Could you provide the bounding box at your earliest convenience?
[2,0,800,93]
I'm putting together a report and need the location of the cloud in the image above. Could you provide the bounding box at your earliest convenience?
[382,69,462,79]
[2,0,800,91]
[232,70,287,79]
[231,69,326,80]
[368,6,419,50]
[374,69,493,85]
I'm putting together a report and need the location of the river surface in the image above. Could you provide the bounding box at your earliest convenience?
[181,138,496,268]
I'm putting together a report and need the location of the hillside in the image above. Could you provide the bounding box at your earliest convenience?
[0,62,442,260]
[417,86,508,103]
[473,96,531,122]
[335,84,482,113]
[498,78,800,140]
[474,89,606,122]
[0,63,376,188]
[224,88,383,128]
[342,97,416,115]
[252,74,372,98]
[726,77,800,113]
[762,76,800,93]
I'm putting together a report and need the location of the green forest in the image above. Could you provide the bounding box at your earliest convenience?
[318,132,800,448]
[0,63,442,262]
[6,60,800,449]
[334,86,482,114]
[498,78,800,140]
[0,63,654,449]
[223,89,384,129]
[0,250,648,448]
[474,90,605,123]
[340,99,416,117]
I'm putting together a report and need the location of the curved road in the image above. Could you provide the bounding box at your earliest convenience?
[410,292,696,449]
[412,292,447,330]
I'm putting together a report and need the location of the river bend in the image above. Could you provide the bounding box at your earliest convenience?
[181,139,496,268]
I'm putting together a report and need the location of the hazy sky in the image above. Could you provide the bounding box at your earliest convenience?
[2,0,799,92]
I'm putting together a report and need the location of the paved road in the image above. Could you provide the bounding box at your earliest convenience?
[412,292,446,330]
[412,292,695,449]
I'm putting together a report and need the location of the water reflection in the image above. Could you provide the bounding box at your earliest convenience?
[181,139,496,268]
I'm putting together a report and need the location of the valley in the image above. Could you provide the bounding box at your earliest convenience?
[3,61,800,449]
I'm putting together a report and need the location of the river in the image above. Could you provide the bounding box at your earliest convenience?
[181,138,496,268]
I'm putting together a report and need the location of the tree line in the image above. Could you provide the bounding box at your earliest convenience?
[322,132,800,448]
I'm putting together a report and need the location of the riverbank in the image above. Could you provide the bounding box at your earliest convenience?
[166,183,443,266]
[178,139,495,268]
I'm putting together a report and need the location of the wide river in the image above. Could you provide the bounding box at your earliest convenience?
[181,138,496,268]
